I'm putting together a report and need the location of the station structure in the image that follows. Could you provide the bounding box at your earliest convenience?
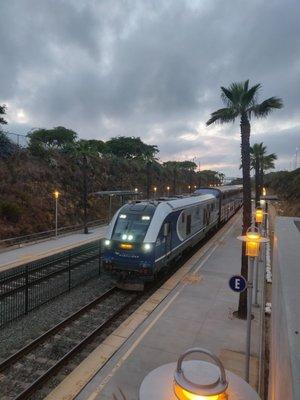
[0,203,299,399]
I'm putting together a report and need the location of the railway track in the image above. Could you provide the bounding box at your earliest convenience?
[0,286,137,400]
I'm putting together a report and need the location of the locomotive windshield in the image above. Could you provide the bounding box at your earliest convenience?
[112,213,151,242]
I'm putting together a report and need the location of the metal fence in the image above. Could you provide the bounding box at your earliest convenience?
[0,240,102,328]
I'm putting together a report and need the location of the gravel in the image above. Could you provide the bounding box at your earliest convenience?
[0,271,114,361]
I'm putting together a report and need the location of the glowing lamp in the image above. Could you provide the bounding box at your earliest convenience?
[262,187,267,196]
[134,188,138,193]
[194,185,197,189]
[154,187,157,192]
[53,190,60,199]
[255,208,264,224]
[237,227,268,258]
[188,185,191,189]
[167,186,170,191]
[120,243,133,250]
[139,348,260,400]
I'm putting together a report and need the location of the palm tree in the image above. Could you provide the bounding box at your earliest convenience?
[250,143,266,206]
[250,143,277,206]
[260,152,277,189]
[207,80,282,318]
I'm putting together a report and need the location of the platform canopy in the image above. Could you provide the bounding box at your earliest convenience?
[93,190,141,196]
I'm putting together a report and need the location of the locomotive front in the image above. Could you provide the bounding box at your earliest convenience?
[102,202,156,289]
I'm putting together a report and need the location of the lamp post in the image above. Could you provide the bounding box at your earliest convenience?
[139,348,260,399]
[167,186,170,197]
[53,190,60,238]
[253,208,263,307]
[262,187,266,197]
[188,185,191,194]
[237,228,268,382]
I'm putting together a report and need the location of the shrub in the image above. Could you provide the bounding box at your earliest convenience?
[0,201,22,223]
[0,132,16,158]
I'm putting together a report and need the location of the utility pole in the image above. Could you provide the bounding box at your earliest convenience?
[83,155,88,234]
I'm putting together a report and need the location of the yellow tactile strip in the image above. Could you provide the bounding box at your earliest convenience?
[45,212,241,400]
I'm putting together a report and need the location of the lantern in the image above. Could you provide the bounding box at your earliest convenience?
[262,187,267,196]
[53,190,60,199]
[245,231,261,257]
[255,208,264,224]
[139,348,260,400]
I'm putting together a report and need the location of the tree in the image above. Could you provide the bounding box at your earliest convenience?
[0,104,8,127]
[0,132,17,158]
[207,80,283,319]
[250,143,277,206]
[104,136,158,160]
[69,141,99,234]
[27,126,77,153]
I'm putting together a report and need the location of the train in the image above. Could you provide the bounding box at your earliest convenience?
[102,185,243,290]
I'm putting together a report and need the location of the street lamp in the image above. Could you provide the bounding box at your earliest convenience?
[134,188,138,193]
[255,207,264,224]
[153,186,157,198]
[262,187,266,197]
[139,348,260,400]
[237,227,268,382]
[53,190,60,238]
[167,186,170,196]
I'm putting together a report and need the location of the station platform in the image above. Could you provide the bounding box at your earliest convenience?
[46,211,264,400]
[0,225,107,272]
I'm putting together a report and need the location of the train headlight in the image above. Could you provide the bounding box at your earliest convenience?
[143,243,152,252]
[122,234,128,240]
[128,234,134,241]
[104,239,111,246]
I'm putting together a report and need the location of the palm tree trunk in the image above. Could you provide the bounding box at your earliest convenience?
[237,113,252,319]
[255,160,260,207]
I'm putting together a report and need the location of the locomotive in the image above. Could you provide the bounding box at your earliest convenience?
[102,185,242,290]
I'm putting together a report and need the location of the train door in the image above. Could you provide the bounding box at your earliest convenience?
[163,221,172,259]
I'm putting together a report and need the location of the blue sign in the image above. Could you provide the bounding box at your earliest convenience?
[229,275,247,293]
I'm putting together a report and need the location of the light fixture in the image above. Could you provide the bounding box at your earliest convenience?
[53,190,60,199]
[120,243,133,250]
[142,216,151,221]
[119,214,127,219]
[154,187,157,192]
[237,227,268,258]
[262,187,267,196]
[139,348,260,400]
[134,188,138,192]
[122,234,128,240]
[255,208,264,224]
[143,243,152,252]
[104,239,111,246]
[167,186,170,191]
[128,234,133,241]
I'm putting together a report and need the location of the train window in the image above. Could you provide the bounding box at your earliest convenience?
[181,212,185,223]
[163,222,170,236]
[186,215,191,235]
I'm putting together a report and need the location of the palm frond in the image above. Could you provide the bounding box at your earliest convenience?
[206,107,238,125]
[220,86,234,107]
[250,96,283,118]
[242,83,261,109]
[244,79,249,92]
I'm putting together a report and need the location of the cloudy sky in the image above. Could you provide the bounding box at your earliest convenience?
[1,0,299,176]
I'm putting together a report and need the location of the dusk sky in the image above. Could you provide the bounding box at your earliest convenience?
[1,0,299,176]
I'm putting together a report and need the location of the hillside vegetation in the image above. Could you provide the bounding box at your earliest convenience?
[0,130,224,240]
[264,168,300,216]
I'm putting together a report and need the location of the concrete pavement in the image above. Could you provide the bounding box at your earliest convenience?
[46,211,264,400]
[0,225,108,272]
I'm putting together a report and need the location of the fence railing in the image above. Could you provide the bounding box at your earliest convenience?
[2,131,28,148]
[0,240,102,328]
[0,219,107,249]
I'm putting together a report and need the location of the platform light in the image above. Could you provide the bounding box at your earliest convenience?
[194,185,197,189]
[134,188,138,193]
[188,185,191,189]
[53,190,60,199]
[104,239,111,246]
[167,186,170,192]
[154,186,157,192]
[262,187,267,196]
[139,348,260,400]
[255,208,264,224]
[259,199,266,207]
[245,230,261,257]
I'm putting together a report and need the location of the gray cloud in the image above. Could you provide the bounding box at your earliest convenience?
[1,0,299,175]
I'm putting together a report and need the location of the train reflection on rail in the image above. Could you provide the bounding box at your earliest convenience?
[102,186,243,290]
